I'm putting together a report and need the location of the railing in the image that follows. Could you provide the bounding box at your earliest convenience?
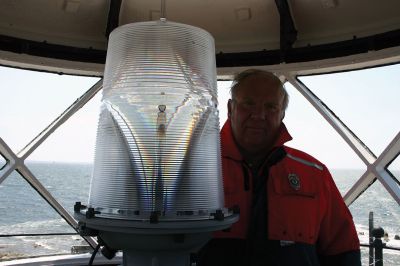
[1,212,400,264]
[362,211,400,266]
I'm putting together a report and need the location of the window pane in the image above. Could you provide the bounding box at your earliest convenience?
[298,64,400,157]
[0,171,90,260]
[0,66,99,260]
[292,66,400,266]
[0,66,100,155]
[388,155,400,182]
[350,179,400,266]
[0,153,6,169]
[217,80,232,128]
[284,80,367,169]
[28,162,91,215]
[27,92,101,163]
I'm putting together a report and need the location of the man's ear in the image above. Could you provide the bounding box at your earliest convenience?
[281,110,285,120]
[227,99,233,118]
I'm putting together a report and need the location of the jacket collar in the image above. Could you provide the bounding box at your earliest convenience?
[220,119,292,161]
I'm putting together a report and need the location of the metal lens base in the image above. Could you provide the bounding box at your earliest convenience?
[74,211,239,266]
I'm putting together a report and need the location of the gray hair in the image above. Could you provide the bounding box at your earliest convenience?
[230,69,289,110]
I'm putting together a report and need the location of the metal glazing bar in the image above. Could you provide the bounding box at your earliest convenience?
[344,171,376,205]
[0,162,14,184]
[0,137,17,184]
[275,0,297,51]
[105,0,122,38]
[373,132,400,204]
[374,169,400,205]
[374,131,400,169]
[346,132,400,205]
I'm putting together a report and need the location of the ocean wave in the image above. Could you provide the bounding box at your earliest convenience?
[0,219,74,234]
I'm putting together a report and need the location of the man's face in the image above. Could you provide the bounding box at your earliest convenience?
[228,74,285,155]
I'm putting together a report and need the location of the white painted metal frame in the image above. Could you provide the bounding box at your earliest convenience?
[0,79,103,248]
[284,73,400,206]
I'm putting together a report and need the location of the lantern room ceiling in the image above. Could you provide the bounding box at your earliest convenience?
[1,0,399,75]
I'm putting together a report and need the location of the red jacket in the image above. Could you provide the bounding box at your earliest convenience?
[206,120,360,265]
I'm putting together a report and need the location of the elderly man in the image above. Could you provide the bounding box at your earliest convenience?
[197,69,361,266]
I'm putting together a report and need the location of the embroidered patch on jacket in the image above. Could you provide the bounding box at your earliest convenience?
[288,173,300,190]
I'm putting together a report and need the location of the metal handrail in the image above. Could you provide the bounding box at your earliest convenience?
[360,243,400,251]
[0,232,80,237]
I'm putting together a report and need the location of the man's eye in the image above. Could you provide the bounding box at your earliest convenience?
[265,105,279,111]
[242,101,255,106]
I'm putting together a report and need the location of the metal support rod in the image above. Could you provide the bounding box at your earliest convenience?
[371,227,385,266]
[369,212,374,266]
[373,238,384,266]
[161,0,166,19]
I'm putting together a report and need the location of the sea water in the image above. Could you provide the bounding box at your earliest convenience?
[0,162,399,265]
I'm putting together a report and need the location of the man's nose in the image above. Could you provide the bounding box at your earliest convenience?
[249,104,267,120]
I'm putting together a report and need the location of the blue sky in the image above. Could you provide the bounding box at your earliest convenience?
[0,64,399,171]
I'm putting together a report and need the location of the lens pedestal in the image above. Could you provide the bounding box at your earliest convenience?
[75,211,238,266]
